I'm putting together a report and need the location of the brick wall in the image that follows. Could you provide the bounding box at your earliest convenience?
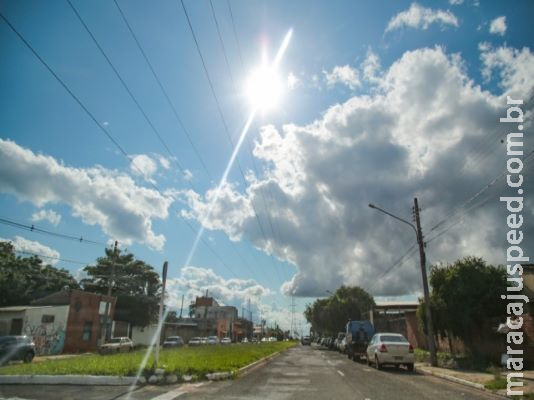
[63,290,115,353]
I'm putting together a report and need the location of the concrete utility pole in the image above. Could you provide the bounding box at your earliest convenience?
[179,294,184,319]
[368,199,438,367]
[103,240,118,342]
[154,261,168,369]
[413,198,438,367]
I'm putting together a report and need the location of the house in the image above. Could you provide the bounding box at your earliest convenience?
[0,305,69,355]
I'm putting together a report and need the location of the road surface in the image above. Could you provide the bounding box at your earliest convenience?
[0,345,501,400]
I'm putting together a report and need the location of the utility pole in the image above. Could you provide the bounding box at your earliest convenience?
[413,198,438,367]
[179,294,184,319]
[103,240,118,342]
[154,261,168,369]
[368,199,438,367]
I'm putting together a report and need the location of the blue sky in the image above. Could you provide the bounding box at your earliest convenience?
[1,0,533,332]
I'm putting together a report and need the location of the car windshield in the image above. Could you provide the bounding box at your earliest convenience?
[380,335,408,343]
[107,338,122,344]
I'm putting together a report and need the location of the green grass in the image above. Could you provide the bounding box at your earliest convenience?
[0,341,297,377]
[484,376,509,391]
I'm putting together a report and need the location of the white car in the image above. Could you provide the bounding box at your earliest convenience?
[99,337,134,354]
[365,333,414,371]
[188,337,202,346]
[207,336,219,345]
[220,337,232,344]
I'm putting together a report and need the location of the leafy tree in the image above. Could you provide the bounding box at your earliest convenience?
[80,247,161,326]
[304,285,375,336]
[418,256,507,354]
[0,241,79,307]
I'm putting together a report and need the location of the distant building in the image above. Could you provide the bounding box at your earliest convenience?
[0,288,116,354]
[0,305,69,355]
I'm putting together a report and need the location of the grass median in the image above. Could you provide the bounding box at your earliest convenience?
[0,341,297,377]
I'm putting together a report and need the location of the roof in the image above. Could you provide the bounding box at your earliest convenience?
[0,305,64,312]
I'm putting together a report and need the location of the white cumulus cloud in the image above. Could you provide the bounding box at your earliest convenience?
[323,65,360,90]
[0,140,173,250]
[31,209,61,226]
[181,45,534,298]
[130,154,158,183]
[489,16,507,36]
[0,236,60,265]
[386,3,459,32]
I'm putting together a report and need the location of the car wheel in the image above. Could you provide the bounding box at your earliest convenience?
[375,355,382,370]
[407,363,414,372]
[366,355,371,366]
[23,352,34,363]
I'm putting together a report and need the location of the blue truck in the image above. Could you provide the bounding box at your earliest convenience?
[345,320,374,361]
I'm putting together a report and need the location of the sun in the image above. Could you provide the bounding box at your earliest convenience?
[245,64,284,112]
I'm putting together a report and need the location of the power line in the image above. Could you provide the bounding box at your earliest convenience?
[180,0,284,287]
[112,0,212,180]
[13,249,90,266]
[0,217,107,246]
[0,12,130,161]
[67,0,187,175]
[0,10,242,280]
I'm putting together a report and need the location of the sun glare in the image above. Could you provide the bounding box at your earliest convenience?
[245,64,283,112]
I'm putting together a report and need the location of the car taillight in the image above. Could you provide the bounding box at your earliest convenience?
[379,343,387,352]
[409,344,414,353]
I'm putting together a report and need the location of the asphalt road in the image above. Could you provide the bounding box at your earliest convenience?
[0,345,502,400]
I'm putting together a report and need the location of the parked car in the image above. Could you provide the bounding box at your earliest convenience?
[338,337,347,354]
[207,336,220,345]
[188,337,202,346]
[99,337,134,354]
[220,337,232,345]
[301,336,311,345]
[241,337,249,343]
[268,336,277,342]
[200,337,208,345]
[0,335,35,365]
[365,333,414,371]
[163,336,184,348]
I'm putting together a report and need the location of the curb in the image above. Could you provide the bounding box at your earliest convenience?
[0,375,139,386]
[237,351,281,377]
[417,368,508,399]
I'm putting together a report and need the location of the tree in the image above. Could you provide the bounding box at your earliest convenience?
[304,285,375,336]
[418,256,507,354]
[0,241,79,307]
[80,247,161,326]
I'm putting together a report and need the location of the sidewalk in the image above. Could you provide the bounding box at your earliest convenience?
[416,363,534,398]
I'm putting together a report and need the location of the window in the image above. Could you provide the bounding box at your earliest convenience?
[82,321,92,341]
[41,315,55,323]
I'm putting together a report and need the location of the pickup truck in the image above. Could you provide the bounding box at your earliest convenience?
[345,320,374,361]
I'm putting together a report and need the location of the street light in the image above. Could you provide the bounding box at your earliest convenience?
[368,199,438,367]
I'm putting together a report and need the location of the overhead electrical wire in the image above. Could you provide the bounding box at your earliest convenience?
[112,0,212,180]
[180,0,284,287]
[208,0,285,285]
[0,10,241,279]
[0,217,107,246]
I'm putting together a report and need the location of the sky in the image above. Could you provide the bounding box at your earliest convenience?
[0,0,533,333]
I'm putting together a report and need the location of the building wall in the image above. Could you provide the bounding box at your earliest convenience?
[132,324,158,346]
[23,306,69,355]
[0,311,25,335]
[63,291,115,353]
[0,307,69,355]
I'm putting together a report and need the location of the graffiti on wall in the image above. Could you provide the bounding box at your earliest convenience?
[23,321,66,355]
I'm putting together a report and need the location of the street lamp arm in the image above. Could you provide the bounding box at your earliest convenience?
[368,203,417,236]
